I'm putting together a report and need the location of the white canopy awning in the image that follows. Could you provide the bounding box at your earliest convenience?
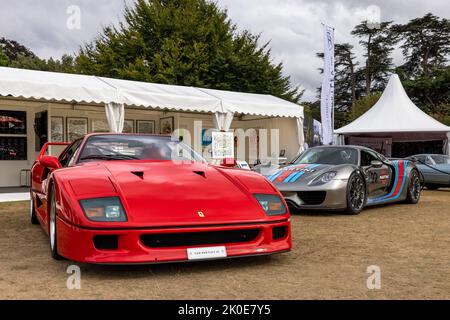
[200,88,304,118]
[336,74,450,134]
[98,77,222,113]
[0,66,303,118]
[0,66,118,104]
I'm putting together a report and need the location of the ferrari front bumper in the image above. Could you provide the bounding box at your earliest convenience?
[56,217,291,264]
[276,179,349,210]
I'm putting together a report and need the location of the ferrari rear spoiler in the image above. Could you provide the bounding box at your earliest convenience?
[38,142,70,159]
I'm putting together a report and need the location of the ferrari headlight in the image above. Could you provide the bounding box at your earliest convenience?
[253,194,287,216]
[79,197,127,222]
[312,171,337,185]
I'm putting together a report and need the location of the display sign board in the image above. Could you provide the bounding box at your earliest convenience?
[212,131,234,159]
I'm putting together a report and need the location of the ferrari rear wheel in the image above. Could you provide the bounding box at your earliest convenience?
[30,191,39,225]
[345,171,366,215]
[49,184,63,260]
[405,169,421,204]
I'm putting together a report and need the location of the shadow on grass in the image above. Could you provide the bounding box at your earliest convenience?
[72,253,283,280]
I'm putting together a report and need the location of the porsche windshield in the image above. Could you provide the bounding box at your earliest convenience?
[294,147,358,165]
[79,135,205,162]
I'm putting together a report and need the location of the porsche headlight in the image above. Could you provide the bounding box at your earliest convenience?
[312,171,337,185]
[254,194,287,216]
[79,197,127,222]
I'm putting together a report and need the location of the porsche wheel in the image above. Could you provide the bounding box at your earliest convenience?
[345,171,366,215]
[30,191,39,225]
[405,169,421,204]
[49,184,63,260]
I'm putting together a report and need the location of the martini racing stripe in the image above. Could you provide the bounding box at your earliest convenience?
[285,164,321,183]
[268,163,321,183]
[367,160,408,204]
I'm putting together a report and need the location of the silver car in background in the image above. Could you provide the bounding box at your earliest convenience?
[411,154,450,190]
[256,146,421,214]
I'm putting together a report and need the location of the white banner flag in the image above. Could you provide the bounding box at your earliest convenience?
[320,24,335,145]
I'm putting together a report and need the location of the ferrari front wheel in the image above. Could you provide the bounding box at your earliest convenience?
[345,171,366,215]
[49,184,63,260]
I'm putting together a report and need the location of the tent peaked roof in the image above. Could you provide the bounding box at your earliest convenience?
[335,74,450,134]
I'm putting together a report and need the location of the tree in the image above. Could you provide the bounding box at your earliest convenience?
[351,21,397,95]
[398,66,450,113]
[316,43,361,128]
[76,0,301,102]
[317,43,359,112]
[0,47,9,66]
[393,14,450,112]
[0,37,35,61]
[393,13,450,77]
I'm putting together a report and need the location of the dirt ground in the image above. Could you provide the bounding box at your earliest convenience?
[0,189,449,300]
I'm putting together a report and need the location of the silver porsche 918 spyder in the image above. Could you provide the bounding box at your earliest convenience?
[256,145,421,214]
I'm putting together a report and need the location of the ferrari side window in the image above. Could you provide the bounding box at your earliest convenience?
[59,139,82,167]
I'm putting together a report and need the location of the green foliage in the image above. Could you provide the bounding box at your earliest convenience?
[398,66,450,113]
[0,48,9,66]
[0,37,35,61]
[75,0,301,102]
[429,103,450,125]
[351,21,397,95]
[392,14,450,77]
[9,54,76,73]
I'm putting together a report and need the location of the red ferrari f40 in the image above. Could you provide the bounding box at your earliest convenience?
[30,134,291,264]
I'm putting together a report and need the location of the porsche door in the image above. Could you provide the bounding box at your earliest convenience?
[360,150,392,197]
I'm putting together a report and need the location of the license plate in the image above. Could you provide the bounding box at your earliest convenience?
[187,246,227,260]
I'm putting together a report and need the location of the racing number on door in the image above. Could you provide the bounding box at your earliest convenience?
[368,171,378,184]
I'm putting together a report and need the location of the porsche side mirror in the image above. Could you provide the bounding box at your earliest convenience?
[370,160,383,168]
[39,155,61,169]
[220,158,237,168]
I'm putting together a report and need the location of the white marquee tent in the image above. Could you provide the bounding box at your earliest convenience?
[0,66,303,136]
[335,74,450,156]
[0,66,305,187]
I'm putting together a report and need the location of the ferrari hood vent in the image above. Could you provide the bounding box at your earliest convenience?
[193,170,206,178]
[131,171,144,179]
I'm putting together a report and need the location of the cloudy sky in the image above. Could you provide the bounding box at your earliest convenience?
[1,0,449,101]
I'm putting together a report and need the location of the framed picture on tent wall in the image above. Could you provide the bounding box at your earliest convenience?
[137,120,155,134]
[67,117,88,142]
[0,110,26,135]
[160,116,174,134]
[123,119,134,133]
[91,119,110,133]
[50,117,64,142]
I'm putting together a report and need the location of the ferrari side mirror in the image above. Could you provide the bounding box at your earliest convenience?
[39,155,61,169]
[370,160,383,168]
[220,158,237,168]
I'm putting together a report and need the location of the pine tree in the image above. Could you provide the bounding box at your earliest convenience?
[351,21,397,95]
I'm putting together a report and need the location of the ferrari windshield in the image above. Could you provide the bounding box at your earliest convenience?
[79,135,205,162]
[294,147,358,165]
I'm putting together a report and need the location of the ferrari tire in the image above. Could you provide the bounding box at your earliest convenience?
[405,169,421,204]
[30,191,39,225]
[345,171,366,215]
[49,184,63,260]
